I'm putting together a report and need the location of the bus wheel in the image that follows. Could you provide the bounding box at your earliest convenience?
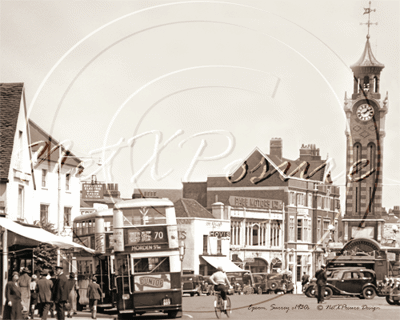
[363,287,376,299]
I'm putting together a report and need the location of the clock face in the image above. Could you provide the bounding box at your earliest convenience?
[356,104,374,121]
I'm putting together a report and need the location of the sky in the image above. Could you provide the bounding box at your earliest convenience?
[1,0,399,210]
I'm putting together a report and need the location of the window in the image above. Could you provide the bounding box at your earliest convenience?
[203,235,208,254]
[64,207,72,227]
[303,219,308,242]
[65,174,70,191]
[18,185,24,219]
[323,220,330,238]
[308,193,312,207]
[317,196,322,208]
[217,239,222,253]
[290,192,295,205]
[42,169,47,188]
[289,217,295,241]
[133,257,170,273]
[317,218,321,241]
[307,218,311,242]
[297,219,302,241]
[40,204,49,223]
[252,225,259,246]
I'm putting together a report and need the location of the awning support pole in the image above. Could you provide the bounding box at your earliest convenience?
[2,228,8,312]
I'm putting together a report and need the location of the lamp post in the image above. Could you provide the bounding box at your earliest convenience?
[179,240,186,285]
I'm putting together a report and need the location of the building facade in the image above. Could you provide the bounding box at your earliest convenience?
[183,139,342,291]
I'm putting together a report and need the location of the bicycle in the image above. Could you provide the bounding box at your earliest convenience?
[214,291,231,318]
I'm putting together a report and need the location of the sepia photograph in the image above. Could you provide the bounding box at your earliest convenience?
[0,0,399,319]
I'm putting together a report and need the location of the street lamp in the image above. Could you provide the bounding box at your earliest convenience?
[179,240,186,283]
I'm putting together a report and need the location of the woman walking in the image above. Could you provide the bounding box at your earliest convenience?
[3,271,23,320]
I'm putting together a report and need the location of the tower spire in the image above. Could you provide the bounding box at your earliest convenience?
[361,1,377,39]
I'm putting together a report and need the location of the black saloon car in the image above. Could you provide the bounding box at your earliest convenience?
[304,267,382,299]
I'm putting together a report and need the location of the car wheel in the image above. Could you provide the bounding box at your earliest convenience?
[305,287,315,298]
[362,287,376,299]
[270,282,278,290]
[324,287,333,300]
[386,295,397,305]
[190,293,194,297]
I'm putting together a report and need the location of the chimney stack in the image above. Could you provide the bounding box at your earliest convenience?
[211,202,224,220]
[270,138,282,160]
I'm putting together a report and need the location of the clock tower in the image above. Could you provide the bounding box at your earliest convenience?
[343,9,389,242]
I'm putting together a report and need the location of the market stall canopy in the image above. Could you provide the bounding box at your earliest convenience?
[202,256,245,272]
[0,218,94,254]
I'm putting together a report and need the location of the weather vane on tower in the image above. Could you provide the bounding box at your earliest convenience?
[361,1,378,38]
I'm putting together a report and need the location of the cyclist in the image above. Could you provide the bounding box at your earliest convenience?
[210,266,232,313]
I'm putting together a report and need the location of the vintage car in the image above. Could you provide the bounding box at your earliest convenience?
[304,267,382,299]
[253,273,294,294]
[381,277,400,306]
[182,274,204,296]
[226,271,258,294]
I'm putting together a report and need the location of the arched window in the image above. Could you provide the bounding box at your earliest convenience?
[252,224,260,246]
[363,76,370,92]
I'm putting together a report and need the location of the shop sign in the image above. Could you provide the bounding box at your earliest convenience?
[209,231,230,239]
[229,196,283,210]
[206,221,223,228]
[82,183,104,199]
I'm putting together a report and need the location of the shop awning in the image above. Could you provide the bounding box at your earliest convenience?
[0,218,94,254]
[202,256,245,272]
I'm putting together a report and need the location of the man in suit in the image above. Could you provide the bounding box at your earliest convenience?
[301,272,310,292]
[37,271,53,320]
[52,266,69,320]
[315,264,328,304]
[87,277,103,319]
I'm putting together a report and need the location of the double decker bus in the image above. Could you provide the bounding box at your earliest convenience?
[73,209,116,310]
[113,198,182,319]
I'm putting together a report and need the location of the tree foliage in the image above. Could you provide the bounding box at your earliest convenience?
[32,220,58,272]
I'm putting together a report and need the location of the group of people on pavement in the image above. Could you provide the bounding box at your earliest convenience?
[2,266,102,320]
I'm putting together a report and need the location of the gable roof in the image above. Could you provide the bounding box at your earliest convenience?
[0,83,25,182]
[174,198,215,219]
[28,119,82,168]
[226,146,327,183]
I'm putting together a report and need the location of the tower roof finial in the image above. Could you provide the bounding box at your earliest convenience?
[361,1,377,39]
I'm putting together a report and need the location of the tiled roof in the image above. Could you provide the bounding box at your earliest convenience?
[174,198,215,219]
[0,83,24,182]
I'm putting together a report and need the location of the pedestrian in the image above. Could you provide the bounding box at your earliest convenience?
[66,272,78,318]
[37,271,53,320]
[87,277,103,319]
[30,274,39,319]
[301,271,310,292]
[49,271,56,318]
[53,266,69,320]
[19,267,32,315]
[3,271,23,320]
[315,264,328,304]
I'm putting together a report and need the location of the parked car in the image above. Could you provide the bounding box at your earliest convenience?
[381,277,400,306]
[253,273,294,294]
[226,271,260,294]
[182,274,204,296]
[304,267,382,299]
